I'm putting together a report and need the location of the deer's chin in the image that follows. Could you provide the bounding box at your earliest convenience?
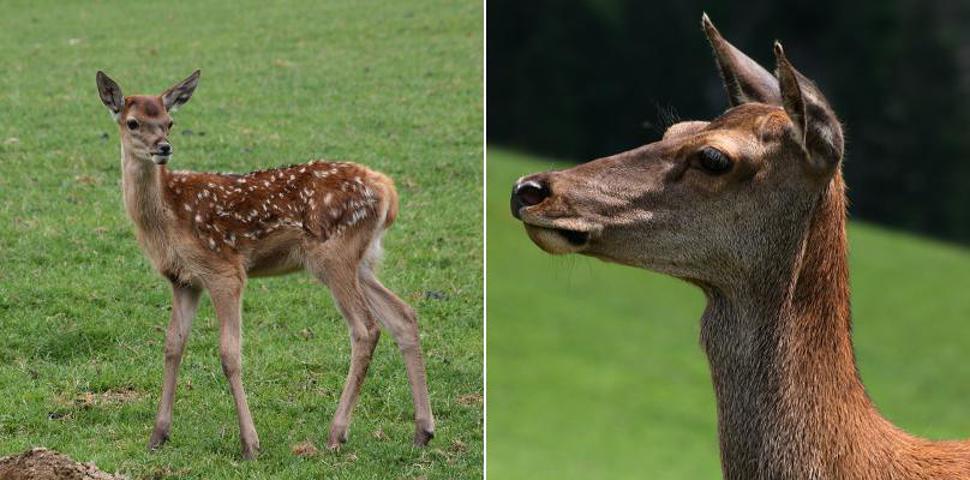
[522,225,590,254]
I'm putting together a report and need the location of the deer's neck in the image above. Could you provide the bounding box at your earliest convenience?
[121,146,171,237]
[701,176,908,479]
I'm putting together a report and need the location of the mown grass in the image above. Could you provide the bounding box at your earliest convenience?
[486,149,970,479]
[0,1,482,478]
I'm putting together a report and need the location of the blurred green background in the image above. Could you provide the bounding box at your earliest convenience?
[487,149,970,478]
[0,0,481,478]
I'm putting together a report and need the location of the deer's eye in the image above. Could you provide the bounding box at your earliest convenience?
[698,147,732,174]
[167,120,174,130]
[126,119,139,130]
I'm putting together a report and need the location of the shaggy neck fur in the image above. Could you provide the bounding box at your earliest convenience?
[696,173,954,479]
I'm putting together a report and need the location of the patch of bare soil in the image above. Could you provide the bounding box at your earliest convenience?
[0,448,126,480]
[456,392,483,406]
[290,440,319,458]
[70,388,142,409]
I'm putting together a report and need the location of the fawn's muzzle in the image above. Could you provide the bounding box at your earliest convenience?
[151,143,173,165]
[510,179,550,218]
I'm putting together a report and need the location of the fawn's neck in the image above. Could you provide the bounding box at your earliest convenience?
[121,146,170,236]
[701,176,907,479]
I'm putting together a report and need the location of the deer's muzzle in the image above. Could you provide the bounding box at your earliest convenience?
[511,174,596,254]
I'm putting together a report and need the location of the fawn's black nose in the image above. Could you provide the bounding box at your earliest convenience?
[510,178,551,219]
[157,143,172,155]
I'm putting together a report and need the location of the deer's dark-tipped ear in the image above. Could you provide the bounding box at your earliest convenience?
[161,70,200,112]
[773,42,844,171]
[96,71,124,120]
[701,13,780,106]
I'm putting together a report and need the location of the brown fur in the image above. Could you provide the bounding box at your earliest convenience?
[96,70,434,459]
[510,15,970,479]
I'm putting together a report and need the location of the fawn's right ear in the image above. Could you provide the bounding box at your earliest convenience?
[96,71,124,120]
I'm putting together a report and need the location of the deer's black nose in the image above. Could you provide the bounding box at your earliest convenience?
[510,178,551,219]
[158,143,172,154]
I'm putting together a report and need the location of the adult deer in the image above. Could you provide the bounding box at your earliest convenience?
[509,14,970,479]
[96,71,434,459]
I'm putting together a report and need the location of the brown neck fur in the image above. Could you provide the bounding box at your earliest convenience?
[121,147,169,237]
[697,172,963,479]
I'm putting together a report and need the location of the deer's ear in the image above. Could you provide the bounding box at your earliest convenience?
[161,70,200,112]
[773,42,844,171]
[96,71,124,120]
[701,13,780,106]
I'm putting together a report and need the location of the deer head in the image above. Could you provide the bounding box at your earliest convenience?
[96,70,200,165]
[510,14,844,291]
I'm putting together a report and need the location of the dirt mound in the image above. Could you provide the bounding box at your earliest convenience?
[0,448,125,480]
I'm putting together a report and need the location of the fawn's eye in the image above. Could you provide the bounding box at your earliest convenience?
[126,119,139,130]
[167,120,174,130]
[698,147,732,174]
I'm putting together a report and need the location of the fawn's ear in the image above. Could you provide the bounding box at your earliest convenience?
[96,71,124,120]
[161,70,201,112]
[773,42,844,171]
[701,13,780,106]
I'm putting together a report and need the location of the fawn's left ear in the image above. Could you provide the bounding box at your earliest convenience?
[161,70,201,112]
[773,42,844,172]
[96,71,124,120]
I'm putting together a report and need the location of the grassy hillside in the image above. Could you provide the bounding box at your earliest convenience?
[0,1,482,478]
[487,149,970,479]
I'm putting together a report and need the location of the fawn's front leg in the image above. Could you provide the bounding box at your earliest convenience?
[209,280,260,460]
[149,282,202,451]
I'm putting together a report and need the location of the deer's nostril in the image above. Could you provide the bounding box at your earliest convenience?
[158,144,172,154]
[515,180,550,207]
[511,179,551,219]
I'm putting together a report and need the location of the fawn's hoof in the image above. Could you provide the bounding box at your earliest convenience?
[147,429,169,451]
[326,429,348,451]
[413,427,434,447]
[241,441,261,460]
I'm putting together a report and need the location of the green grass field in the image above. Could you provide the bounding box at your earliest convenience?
[0,1,482,478]
[487,149,970,479]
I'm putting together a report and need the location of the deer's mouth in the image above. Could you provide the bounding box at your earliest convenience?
[521,225,591,254]
[555,228,590,246]
[517,212,597,254]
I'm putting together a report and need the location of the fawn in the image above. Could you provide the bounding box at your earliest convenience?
[510,14,970,479]
[96,70,434,459]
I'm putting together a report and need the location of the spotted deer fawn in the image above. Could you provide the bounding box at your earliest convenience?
[510,14,970,480]
[96,70,434,459]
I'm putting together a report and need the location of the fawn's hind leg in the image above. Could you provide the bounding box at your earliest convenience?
[307,247,381,450]
[359,266,435,445]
